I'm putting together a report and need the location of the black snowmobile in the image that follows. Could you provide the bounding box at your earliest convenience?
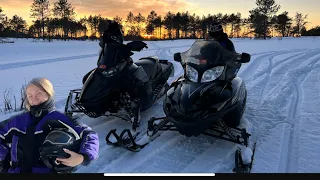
[64,39,174,140]
[109,40,255,173]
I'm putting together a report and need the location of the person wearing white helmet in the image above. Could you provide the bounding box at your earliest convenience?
[206,22,241,81]
[207,22,236,53]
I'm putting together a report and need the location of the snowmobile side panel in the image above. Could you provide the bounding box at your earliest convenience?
[135,57,159,80]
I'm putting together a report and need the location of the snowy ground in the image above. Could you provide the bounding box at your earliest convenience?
[1,37,320,173]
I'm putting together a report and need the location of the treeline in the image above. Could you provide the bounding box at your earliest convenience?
[0,0,318,41]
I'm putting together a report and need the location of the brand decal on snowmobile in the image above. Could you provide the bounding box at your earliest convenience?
[188,84,206,98]
[99,64,106,69]
[199,59,207,64]
[200,82,215,96]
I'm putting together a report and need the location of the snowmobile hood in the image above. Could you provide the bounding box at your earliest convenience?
[79,68,121,103]
[164,77,233,121]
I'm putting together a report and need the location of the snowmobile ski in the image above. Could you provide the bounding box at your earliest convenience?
[105,129,143,152]
[233,142,256,173]
[106,129,154,152]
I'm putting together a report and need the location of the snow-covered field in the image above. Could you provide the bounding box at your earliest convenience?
[1,36,320,173]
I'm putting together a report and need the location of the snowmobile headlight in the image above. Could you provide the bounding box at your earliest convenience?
[186,65,198,82]
[102,67,117,77]
[201,66,224,83]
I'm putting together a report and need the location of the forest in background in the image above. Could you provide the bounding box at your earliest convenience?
[0,0,318,41]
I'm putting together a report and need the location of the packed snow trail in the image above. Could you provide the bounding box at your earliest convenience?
[244,48,320,173]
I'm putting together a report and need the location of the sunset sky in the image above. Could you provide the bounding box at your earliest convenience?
[1,0,319,29]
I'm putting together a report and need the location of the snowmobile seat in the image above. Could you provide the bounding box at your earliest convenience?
[135,57,161,79]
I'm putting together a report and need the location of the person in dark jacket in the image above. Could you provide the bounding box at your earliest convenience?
[97,20,155,110]
[208,22,236,53]
[207,22,241,81]
[0,77,99,173]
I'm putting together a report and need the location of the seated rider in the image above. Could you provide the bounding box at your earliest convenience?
[207,22,236,53]
[207,22,240,81]
[97,20,155,115]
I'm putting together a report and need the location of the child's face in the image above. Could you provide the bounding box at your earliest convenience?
[26,84,49,106]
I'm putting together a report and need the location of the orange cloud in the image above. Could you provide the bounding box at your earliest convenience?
[2,0,318,29]
[70,0,199,19]
[1,0,200,25]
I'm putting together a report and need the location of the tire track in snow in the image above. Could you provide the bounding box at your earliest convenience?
[97,131,184,173]
[257,49,312,106]
[246,49,306,84]
[258,48,320,110]
[244,49,311,111]
[247,48,320,172]
[284,50,320,172]
[238,51,277,80]
[242,49,309,140]
[0,43,188,71]
[0,53,98,70]
[243,49,309,171]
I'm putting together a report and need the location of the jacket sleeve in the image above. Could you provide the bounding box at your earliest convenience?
[48,112,100,166]
[0,118,13,161]
[0,134,9,162]
[76,123,99,166]
[226,39,236,53]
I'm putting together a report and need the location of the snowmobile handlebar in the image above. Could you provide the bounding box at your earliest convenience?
[237,52,251,63]
[125,41,148,52]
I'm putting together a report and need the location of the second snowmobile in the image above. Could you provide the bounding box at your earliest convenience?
[108,40,255,173]
[64,37,174,140]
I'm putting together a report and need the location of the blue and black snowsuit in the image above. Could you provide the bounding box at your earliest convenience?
[0,99,99,173]
[215,32,236,53]
[211,32,239,81]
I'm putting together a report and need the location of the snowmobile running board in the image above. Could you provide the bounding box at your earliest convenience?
[143,116,251,146]
[105,116,252,154]
[105,116,255,173]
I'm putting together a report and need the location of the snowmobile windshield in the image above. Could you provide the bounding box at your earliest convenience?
[180,40,235,83]
[98,42,130,69]
[180,40,229,67]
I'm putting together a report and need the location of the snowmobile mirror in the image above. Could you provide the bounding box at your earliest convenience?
[126,41,148,52]
[174,52,182,62]
[240,53,251,63]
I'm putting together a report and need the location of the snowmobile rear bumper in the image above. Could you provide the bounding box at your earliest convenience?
[64,89,103,118]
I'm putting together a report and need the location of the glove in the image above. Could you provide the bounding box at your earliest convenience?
[0,161,4,173]
[0,159,10,173]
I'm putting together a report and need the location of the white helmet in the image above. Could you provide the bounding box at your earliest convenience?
[208,22,223,33]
